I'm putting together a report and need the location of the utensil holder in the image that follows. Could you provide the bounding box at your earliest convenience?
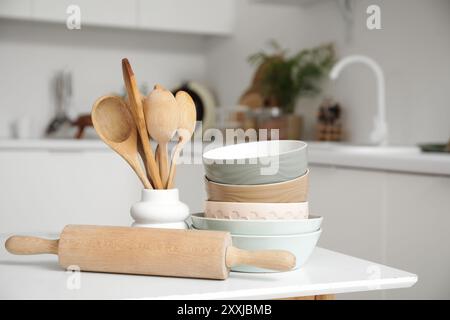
[131,189,189,229]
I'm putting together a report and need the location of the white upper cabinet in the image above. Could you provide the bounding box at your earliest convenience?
[32,0,137,28]
[0,0,32,19]
[0,0,236,35]
[138,0,236,35]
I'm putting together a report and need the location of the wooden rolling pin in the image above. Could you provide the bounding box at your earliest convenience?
[5,225,295,280]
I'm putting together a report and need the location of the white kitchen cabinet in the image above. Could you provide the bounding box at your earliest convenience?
[172,163,206,214]
[308,166,385,263]
[0,0,32,19]
[138,0,236,35]
[0,149,139,233]
[383,173,450,300]
[308,164,450,300]
[32,0,137,28]
[308,165,385,299]
[0,146,205,234]
[0,0,235,35]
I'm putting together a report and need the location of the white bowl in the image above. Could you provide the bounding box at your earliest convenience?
[205,201,309,220]
[203,140,308,185]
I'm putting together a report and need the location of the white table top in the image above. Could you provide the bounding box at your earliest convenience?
[0,234,417,299]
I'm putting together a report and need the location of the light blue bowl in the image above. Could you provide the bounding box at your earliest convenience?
[190,213,322,236]
[230,229,322,272]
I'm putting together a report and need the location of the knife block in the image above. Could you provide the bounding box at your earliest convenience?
[130,188,189,229]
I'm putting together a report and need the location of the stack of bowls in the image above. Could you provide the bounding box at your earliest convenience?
[193,140,322,272]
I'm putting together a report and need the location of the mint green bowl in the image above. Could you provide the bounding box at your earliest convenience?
[230,229,322,272]
[190,223,322,272]
[189,213,322,236]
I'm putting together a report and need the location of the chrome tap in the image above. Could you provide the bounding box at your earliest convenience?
[330,55,388,145]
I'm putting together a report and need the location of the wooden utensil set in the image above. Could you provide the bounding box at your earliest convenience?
[92,58,196,189]
[3,59,299,280]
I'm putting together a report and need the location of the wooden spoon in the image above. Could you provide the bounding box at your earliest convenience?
[144,84,179,187]
[92,95,152,189]
[122,58,163,189]
[166,91,197,189]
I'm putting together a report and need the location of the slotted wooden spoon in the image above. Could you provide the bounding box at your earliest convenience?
[144,84,179,187]
[166,91,197,189]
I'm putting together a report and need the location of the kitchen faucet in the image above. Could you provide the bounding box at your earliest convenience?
[330,55,388,145]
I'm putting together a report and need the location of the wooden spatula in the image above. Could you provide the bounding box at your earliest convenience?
[122,58,163,189]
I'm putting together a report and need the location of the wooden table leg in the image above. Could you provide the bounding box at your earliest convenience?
[279,294,336,300]
[315,294,335,300]
[280,296,315,300]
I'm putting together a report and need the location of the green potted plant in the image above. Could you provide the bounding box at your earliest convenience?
[242,41,335,139]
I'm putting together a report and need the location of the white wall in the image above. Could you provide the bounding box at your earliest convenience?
[1,1,448,144]
[205,0,342,139]
[206,0,450,145]
[335,0,450,145]
[0,18,208,138]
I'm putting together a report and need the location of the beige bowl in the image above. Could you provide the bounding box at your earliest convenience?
[205,201,309,220]
[205,170,309,203]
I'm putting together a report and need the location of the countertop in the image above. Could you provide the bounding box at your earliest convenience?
[307,142,450,176]
[0,139,449,176]
[0,234,417,300]
[0,139,126,151]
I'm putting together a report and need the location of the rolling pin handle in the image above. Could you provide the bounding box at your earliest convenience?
[5,236,59,255]
[225,246,296,272]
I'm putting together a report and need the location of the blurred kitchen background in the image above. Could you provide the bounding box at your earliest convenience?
[0,0,449,299]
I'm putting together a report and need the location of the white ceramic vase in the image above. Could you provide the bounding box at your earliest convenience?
[131,189,190,229]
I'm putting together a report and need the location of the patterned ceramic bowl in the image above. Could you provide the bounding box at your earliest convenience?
[205,201,309,220]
